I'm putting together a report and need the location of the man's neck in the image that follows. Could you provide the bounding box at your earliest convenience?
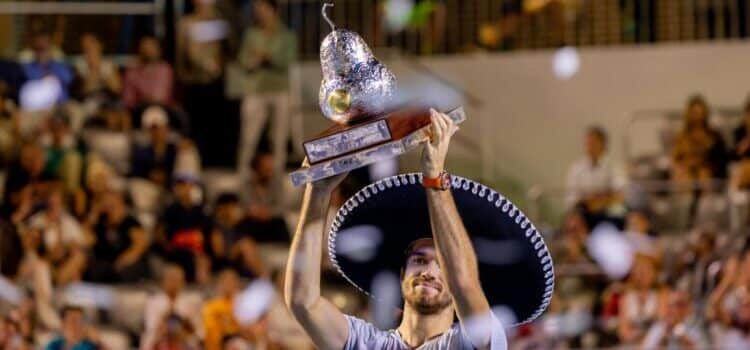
[396,304,454,348]
[588,154,603,166]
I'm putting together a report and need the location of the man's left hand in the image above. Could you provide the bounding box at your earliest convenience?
[421,109,458,178]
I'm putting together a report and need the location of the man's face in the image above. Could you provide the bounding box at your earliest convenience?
[139,38,161,62]
[20,145,45,177]
[585,132,604,159]
[62,310,85,340]
[162,266,186,296]
[663,291,690,326]
[216,202,241,225]
[401,245,452,315]
[217,270,240,298]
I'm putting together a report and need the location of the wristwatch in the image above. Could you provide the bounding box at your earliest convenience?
[422,171,452,191]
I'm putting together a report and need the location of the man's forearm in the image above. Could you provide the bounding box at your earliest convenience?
[425,189,486,309]
[284,185,331,309]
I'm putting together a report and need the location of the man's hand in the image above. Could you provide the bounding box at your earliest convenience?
[422,109,458,178]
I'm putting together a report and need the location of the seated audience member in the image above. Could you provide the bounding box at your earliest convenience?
[84,190,149,283]
[565,126,626,226]
[618,255,663,346]
[240,152,290,243]
[671,95,727,185]
[141,264,203,350]
[0,80,20,165]
[640,288,706,349]
[208,194,266,277]
[83,100,132,132]
[150,314,201,350]
[708,248,750,325]
[72,33,121,100]
[552,210,594,266]
[72,158,114,221]
[122,37,174,110]
[156,174,210,283]
[713,288,750,349]
[45,306,100,350]
[623,209,661,259]
[131,106,177,188]
[3,142,56,219]
[15,225,60,329]
[21,32,73,103]
[202,269,242,350]
[27,188,89,285]
[730,99,750,190]
[41,113,83,193]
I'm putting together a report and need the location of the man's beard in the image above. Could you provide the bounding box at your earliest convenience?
[403,281,452,315]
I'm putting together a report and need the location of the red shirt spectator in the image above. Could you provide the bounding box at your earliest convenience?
[122,37,174,109]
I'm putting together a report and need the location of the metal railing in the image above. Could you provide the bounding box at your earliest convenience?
[265,0,750,60]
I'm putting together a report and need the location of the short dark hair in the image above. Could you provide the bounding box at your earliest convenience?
[215,193,239,207]
[60,305,84,318]
[586,125,607,146]
[400,238,434,277]
[258,0,279,12]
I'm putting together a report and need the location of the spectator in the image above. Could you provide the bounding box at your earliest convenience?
[640,288,707,349]
[72,33,121,100]
[131,106,178,188]
[713,287,750,349]
[15,224,60,330]
[141,264,203,350]
[41,113,83,193]
[671,95,727,185]
[617,254,662,346]
[565,126,626,226]
[221,334,250,350]
[623,209,661,259]
[239,151,290,243]
[176,0,229,163]
[707,248,750,325]
[45,306,99,350]
[151,314,201,350]
[207,193,266,277]
[156,174,210,283]
[2,142,56,219]
[83,100,132,132]
[730,98,750,190]
[237,0,297,184]
[202,269,241,350]
[20,32,73,103]
[0,80,20,165]
[83,190,150,283]
[27,188,89,285]
[122,37,174,110]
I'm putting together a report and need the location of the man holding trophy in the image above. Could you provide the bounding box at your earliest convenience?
[283,4,554,349]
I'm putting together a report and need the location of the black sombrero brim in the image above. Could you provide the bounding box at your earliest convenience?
[328,173,554,326]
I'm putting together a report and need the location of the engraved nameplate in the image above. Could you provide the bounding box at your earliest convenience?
[305,119,392,164]
[290,107,466,187]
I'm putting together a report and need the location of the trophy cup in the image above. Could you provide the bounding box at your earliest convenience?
[289,3,466,187]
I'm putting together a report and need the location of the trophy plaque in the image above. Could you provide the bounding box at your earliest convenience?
[289,4,466,187]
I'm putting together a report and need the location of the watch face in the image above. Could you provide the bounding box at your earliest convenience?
[440,172,452,190]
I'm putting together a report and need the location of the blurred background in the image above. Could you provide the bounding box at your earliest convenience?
[2,0,750,348]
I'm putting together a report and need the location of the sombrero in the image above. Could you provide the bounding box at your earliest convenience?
[328,173,554,325]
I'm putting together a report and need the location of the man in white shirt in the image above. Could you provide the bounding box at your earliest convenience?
[140,264,203,350]
[565,126,627,218]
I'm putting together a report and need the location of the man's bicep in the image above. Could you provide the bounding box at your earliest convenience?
[293,297,350,350]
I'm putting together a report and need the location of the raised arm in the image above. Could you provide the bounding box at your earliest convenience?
[422,110,498,350]
[284,168,350,350]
